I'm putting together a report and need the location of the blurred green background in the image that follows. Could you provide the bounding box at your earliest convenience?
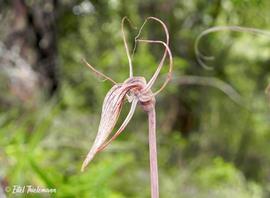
[1,0,270,197]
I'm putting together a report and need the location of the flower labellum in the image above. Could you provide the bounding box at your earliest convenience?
[81,77,149,171]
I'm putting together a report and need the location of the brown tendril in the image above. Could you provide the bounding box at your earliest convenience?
[82,58,117,84]
[136,39,173,95]
[133,17,172,95]
[121,17,137,77]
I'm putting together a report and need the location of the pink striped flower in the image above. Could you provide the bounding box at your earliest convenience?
[81,17,173,198]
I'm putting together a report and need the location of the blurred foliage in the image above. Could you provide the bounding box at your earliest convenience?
[1,0,270,197]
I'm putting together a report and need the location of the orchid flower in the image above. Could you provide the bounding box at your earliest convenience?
[195,26,270,104]
[195,26,270,70]
[81,17,173,198]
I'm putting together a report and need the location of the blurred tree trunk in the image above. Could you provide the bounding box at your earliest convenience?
[6,0,59,96]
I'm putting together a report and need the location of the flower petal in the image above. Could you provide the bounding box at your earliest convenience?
[81,84,128,171]
[81,77,147,171]
[97,99,138,152]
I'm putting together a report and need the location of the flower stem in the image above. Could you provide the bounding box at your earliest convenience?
[148,107,159,198]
